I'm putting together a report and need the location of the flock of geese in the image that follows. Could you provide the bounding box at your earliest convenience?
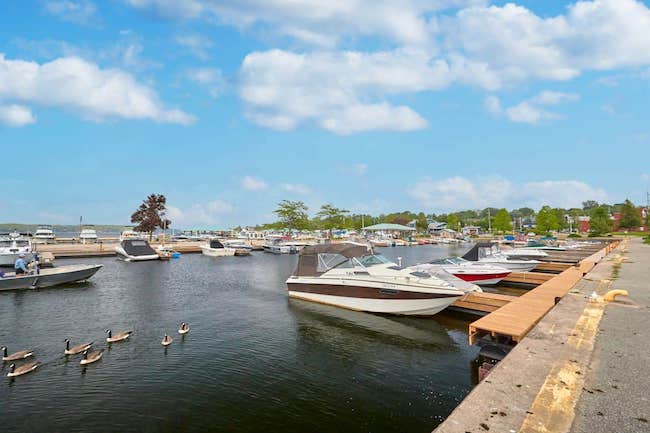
[2,322,190,378]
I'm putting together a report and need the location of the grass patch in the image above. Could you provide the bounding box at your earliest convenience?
[611,231,648,237]
[644,236,650,245]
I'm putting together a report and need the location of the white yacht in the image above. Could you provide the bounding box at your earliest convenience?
[263,238,297,254]
[119,229,145,241]
[79,227,98,244]
[222,239,253,256]
[33,225,56,244]
[201,239,236,257]
[500,247,548,260]
[461,242,541,272]
[115,239,160,262]
[286,243,479,316]
[0,232,34,266]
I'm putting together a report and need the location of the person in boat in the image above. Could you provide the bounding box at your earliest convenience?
[14,254,28,275]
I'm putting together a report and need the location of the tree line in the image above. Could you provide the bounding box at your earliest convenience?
[257,199,648,237]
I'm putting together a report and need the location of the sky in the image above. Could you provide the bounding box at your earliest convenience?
[1,0,649,228]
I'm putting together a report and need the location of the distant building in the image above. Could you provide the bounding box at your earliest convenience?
[427,220,447,234]
[577,216,590,233]
[462,226,481,236]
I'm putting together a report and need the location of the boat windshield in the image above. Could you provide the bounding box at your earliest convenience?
[15,240,29,247]
[0,240,12,247]
[355,254,392,267]
[447,257,465,265]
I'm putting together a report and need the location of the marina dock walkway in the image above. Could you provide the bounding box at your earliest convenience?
[434,238,649,433]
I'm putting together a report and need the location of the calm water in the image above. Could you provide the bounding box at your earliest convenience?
[1,245,479,433]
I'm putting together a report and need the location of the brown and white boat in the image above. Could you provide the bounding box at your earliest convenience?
[286,243,475,316]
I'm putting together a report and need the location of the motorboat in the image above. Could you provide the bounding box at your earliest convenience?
[115,239,160,261]
[79,226,98,244]
[222,239,253,256]
[156,245,181,259]
[33,225,56,244]
[119,229,145,241]
[0,264,102,291]
[0,232,34,267]
[500,247,548,260]
[201,239,236,257]
[461,242,541,272]
[412,257,511,285]
[263,238,297,254]
[286,243,478,316]
[369,237,395,247]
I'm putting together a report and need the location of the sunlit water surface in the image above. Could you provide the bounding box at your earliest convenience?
[0,244,479,433]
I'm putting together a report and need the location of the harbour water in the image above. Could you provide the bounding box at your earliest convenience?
[1,245,479,433]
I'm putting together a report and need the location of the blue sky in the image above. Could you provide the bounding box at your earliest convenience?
[1,0,649,228]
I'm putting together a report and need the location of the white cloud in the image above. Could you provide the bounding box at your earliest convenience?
[167,199,234,227]
[642,173,650,182]
[408,176,608,210]
[0,54,194,125]
[338,163,368,176]
[241,175,269,191]
[601,104,616,115]
[239,48,446,133]
[282,183,311,195]
[485,91,579,124]
[187,67,225,98]
[0,104,36,127]
[45,1,98,26]
[174,34,213,59]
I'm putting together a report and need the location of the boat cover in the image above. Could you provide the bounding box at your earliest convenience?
[209,239,224,249]
[461,242,497,261]
[294,243,369,277]
[121,240,156,256]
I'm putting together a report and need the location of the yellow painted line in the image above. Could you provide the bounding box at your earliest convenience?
[518,283,609,433]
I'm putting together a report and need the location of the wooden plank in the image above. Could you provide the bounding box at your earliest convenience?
[452,292,516,313]
[502,272,554,285]
[534,262,573,273]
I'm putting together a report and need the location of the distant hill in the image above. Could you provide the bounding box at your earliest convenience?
[0,224,128,235]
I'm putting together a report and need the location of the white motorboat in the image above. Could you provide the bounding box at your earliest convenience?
[115,239,160,262]
[413,257,511,285]
[500,247,548,260]
[369,237,395,247]
[33,225,56,244]
[461,242,541,272]
[79,226,98,244]
[201,239,236,257]
[119,229,145,241]
[263,238,297,254]
[0,232,34,267]
[286,243,479,316]
[222,239,253,256]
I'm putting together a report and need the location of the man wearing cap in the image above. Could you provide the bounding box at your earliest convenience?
[14,254,28,275]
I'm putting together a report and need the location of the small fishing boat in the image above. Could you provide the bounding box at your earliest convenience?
[262,238,297,254]
[0,264,103,291]
[7,361,40,377]
[222,239,253,256]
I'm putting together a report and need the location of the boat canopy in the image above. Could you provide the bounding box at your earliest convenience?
[294,243,369,276]
[461,242,497,261]
[121,239,156,256]
[209,239,225,249]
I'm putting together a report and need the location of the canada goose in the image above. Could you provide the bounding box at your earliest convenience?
[105,329,133,343]
[178,322,190,335]
[64,339,93,355]
[7,361,40,377]
[161,334,173,346]
[80,349,104,365]
[1,346,34,362]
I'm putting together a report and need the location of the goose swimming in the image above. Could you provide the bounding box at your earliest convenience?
[105,329,133,343]
[178,322,190,335]
[64,339,93,355]
[7,361,40,377]
[1,346,34,362]
[161,334,173,346]
[80,349,104,365]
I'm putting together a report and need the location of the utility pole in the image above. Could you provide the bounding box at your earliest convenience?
[487,208,492,233]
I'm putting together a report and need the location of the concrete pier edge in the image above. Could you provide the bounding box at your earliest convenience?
[433,240,627,433]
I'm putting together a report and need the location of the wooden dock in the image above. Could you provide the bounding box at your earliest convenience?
[33,241,205,258]
[467,241,619,345]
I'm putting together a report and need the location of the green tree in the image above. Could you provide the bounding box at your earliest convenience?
[618,199,641,229]
[493,208,513,233]
[582,200,599,210]
[416,212,429,232]
[536,205,559,234]
[590,206,612,236]
[130,193,171,240]
[316,204,349,229]
[447,214,460,231]
[274,200,309,230]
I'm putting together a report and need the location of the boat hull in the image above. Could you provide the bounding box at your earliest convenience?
[263,245,296,254]
[451,272,510,285]
[0,264,103,291]
[201,247,236,257]
[479,260,539,272]
[287,281,461,315]
[115,246,160,262]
